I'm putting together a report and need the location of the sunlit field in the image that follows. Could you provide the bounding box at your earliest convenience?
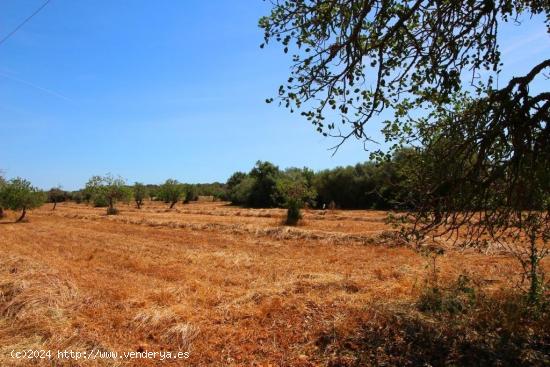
[1,201,542,366]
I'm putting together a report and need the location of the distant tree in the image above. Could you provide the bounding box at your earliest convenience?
[183,184,197,203]
[85,175,131,215]
[248,161,280,208]
[275,169,317,225]
[70,190,84,204]
[227,172,247,191]
[0,178,45,222]
[146,185,160,201]
[228,176,255,205]
[159,179,184,208]
[47,187,67,210]
[133,182,147,209]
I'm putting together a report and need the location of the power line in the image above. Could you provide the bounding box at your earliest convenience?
[0,0,52,47]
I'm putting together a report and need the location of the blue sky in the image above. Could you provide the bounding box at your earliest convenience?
[0,1,548,190]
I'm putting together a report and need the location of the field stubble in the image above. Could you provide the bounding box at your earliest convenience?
[0,201,544,366]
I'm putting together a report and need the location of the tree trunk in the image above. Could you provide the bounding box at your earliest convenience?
[16,208,26,223]
[170,201,176,209]
[528,233,540,304]
[136,200,142,209]
[0,207,4,218]
[52,201,57,211]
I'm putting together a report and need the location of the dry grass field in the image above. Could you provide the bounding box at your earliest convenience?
[0,201,547,366]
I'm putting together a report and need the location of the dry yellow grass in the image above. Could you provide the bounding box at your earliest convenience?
[0,201,546,366]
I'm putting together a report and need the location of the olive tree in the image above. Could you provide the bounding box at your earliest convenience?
[85,175,131,215]
[159,179,184,209]
[0,178,45,222]
[47,187,67,210]
[133,182,147,209]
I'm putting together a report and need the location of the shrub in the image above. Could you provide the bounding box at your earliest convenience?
[106,207,119,215]
[93,196,109,207]
[285,198,302,225]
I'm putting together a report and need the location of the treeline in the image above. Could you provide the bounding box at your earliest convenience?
[0,149,416,222]
[227,149,414,210]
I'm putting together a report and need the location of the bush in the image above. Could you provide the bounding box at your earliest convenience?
[106,207,119,215]
[93,196,109,207]
[285,199,302,225]
[317,281,550,367]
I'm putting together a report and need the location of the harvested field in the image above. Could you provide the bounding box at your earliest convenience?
[0,201,547,366]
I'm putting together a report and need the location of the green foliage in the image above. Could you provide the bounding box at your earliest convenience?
[228,176,255,205]
[285,198,302,225]
[159,179,184,208]
[0,177,45,222]
[248,161,281,208]
[260,0,549,145]
[47,187,67,210]
[273,168,317,225]
[133,182,147,209]
[418,275,477,315]
[224,154,420,210]
[93,195,109,208]
[85,175,130,214]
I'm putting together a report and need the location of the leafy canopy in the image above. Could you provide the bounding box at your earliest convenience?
[0,178,44,211]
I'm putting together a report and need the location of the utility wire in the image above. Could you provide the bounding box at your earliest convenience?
[0,0,52,47]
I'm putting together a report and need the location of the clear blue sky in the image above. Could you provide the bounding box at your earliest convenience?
[0,1,548,190]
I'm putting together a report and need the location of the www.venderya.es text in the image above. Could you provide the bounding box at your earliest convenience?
[11,349,190,361]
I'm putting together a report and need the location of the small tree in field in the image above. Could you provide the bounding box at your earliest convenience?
[159,179,184,209]
[0,178,45,222]
[85,175,131,215]
[275,171,317,225]
[48,187,67,210]
[133,182,147,209]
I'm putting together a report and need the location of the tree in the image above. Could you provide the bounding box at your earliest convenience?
[228,176,255,205]
[183,184,197,203]
[398,100,549,303]
[0,178,45,222]
[248,161,281,208]
[261,0,550,302]
[85,175,130,215]
[275,169,317,225]
[47,187,67,210]
[159,179,184,209]
[133,182,147,209]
